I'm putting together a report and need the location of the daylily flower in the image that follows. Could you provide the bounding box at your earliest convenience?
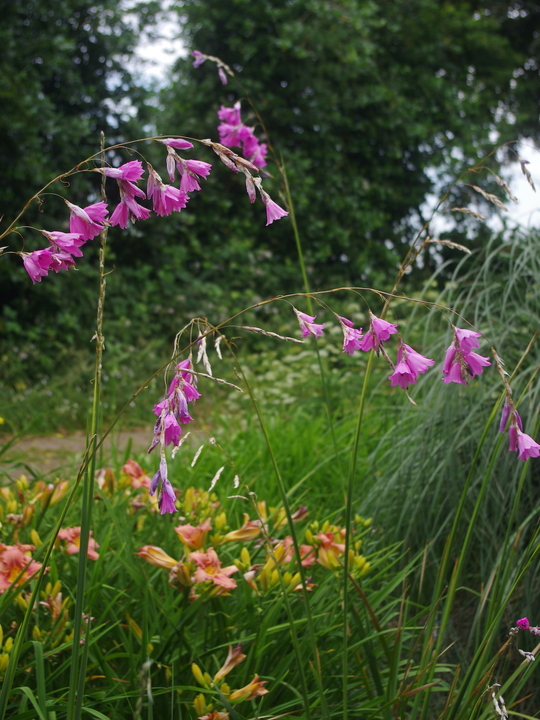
[228,674,268,702]
[136,545,178,569]
[0,544,44,593]
[221,514,261,542]
[294,308,325,338]
[214,644,246,682]
[122,460,151,489]
[190,548,238,589]
[57,527,99,560]
[175,518,212,549]
[338,316,363,355]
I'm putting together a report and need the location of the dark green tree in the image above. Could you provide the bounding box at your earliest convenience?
[159,0,539,289]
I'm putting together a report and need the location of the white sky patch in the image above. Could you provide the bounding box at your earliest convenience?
[123,1,187,89]
[421,141,540,236]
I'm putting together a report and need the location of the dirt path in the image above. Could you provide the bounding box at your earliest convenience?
[1,428,151,479]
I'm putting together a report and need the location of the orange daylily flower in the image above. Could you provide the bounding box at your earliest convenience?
[137,545,178,569]
[214,644,246,682]
[190,548,238,590]
[229,674,268,702]
[58,527,100,560]
[175,518,212,549]
[221,514,261,543]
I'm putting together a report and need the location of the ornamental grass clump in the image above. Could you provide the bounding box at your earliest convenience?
[1,48,540,720]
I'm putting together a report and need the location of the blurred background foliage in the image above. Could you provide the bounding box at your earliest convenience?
[1,0,539,416]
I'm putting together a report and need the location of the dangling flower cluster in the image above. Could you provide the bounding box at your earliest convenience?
[499,398,540,461]
[217,101,268,170]
[191,50,233,85]
[442,328,491,385]
[22,201,108,284]
[516,617,540,635]
[148,359,201,514]
[20,130,289,283]
[200,139,288,226]
[95,160,149,229]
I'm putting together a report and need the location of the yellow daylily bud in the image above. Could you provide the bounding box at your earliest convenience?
[193,693,206,715]
[220,682,231,697]
[270,569,280,589]
[192,663,208,687]
[214,512,227,531]
[304,529,313,544]
[126,614,143,641]
[15,594,28,611]
[30,529,42,548]
[240,547,251,567]
[136,515,146,532]
[354,539,362,552]
[289,572,301,589]
[22,505,35,526]
[321,520,330,533]
[16,475,29,491]
[0,488,11,502]
[0,654,9,675]
[4,638,13,653]
[259,567,269,592]
[184,487,195,514]
[50,480,69,506]
[32,626,42,641]
[256,501,267,520]
[5,500,17,514]
[348,549,355,570]
[283,571,292,586]
[51,580,62,597]
[147,642,154,655]
[359,560,370,576]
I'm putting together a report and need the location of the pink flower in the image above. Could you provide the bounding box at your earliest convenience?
[191,50,206,68]
[159,138,194,150]
[22,248,54,283]
[98,160,145,182]
[294,308,325,338]
[359,313,398,352]
[175,518,212,549]
[147,165,189,216]
[190,548,238,589]
[58,527,99,560]
[517,617,530,630]
[42,231,85,257]
[442,328,490,384]
[218,67,228,85]
[0,544,45,592]
[218,102,242,125]
[177,159,212,193]
[516,430,540,461]
[257,187,288,225]
[66,201,108,241]
[338,316,363,355]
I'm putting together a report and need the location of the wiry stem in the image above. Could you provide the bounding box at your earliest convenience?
[66,132,108,720]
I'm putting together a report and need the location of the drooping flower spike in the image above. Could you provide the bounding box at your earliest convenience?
[96,161,150,228]
[217,101,267,170]
[388,340,434,390]
[293,308,325,339]
[338,316,363,355]
[65,200,109,241]
[442,326,491,385]
[359,312,398,353]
